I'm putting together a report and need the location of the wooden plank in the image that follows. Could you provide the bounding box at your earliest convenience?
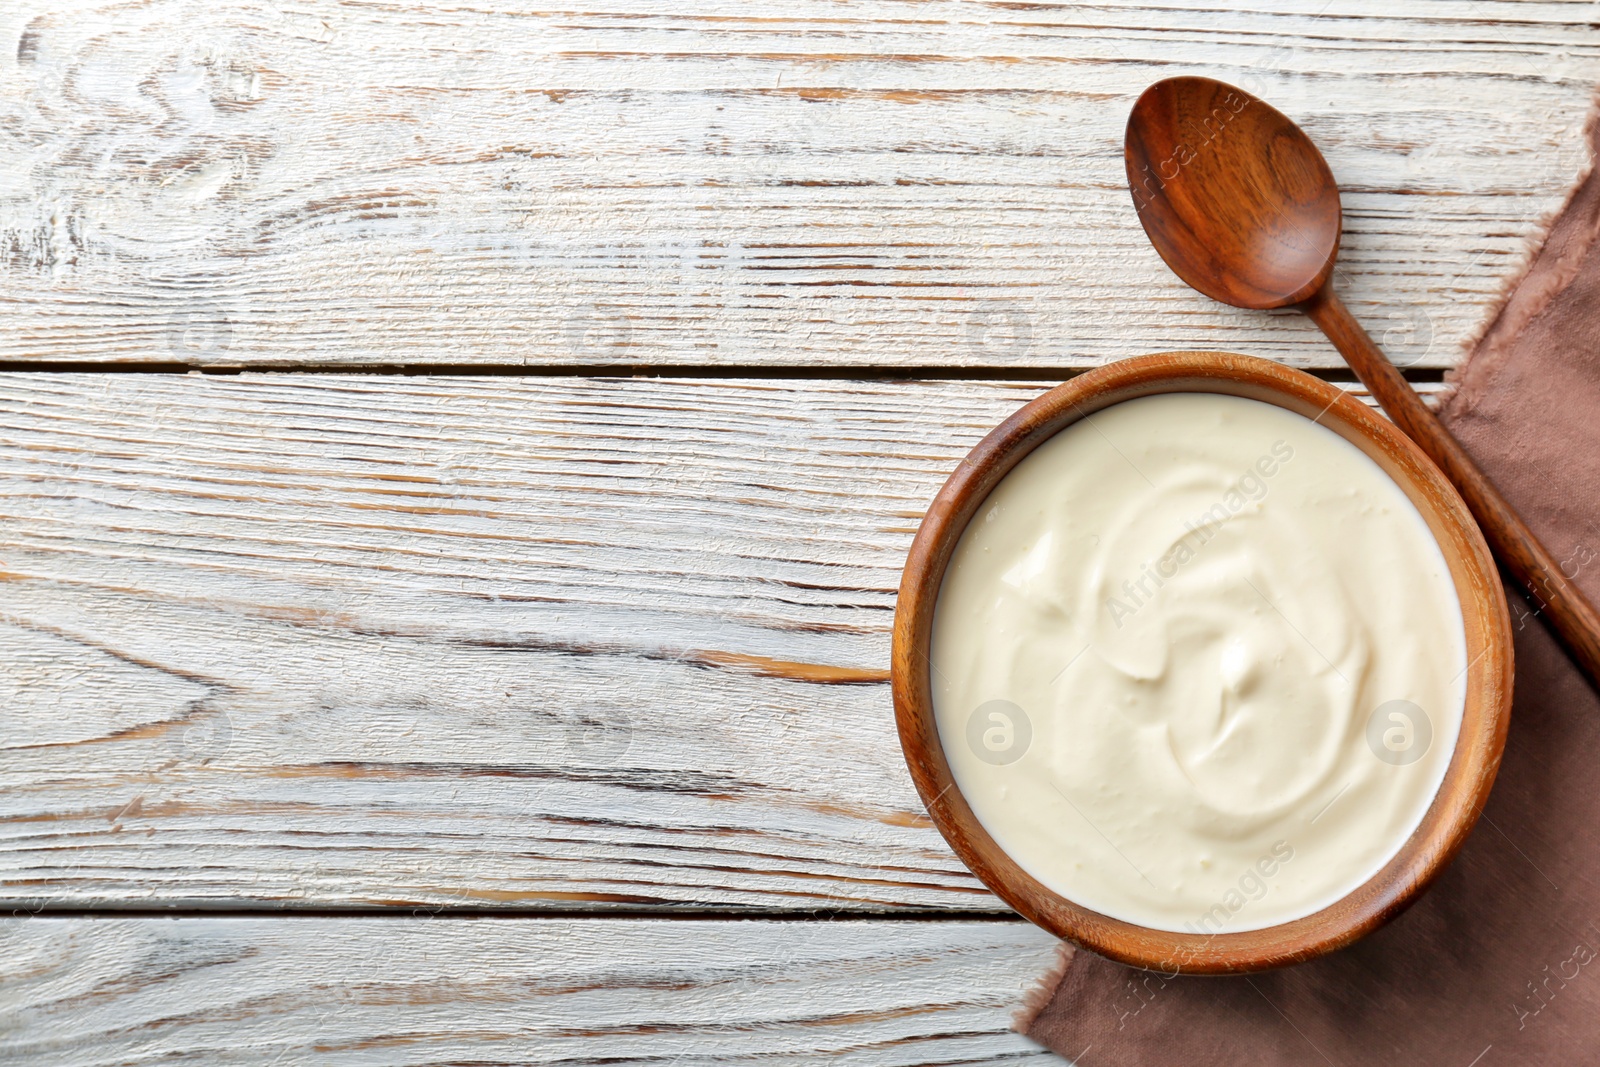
[0,1,1593,369]
[0,372,1449,912]
[0,916,1065,1065]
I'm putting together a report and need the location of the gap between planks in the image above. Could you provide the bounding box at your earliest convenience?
[0,361,1450,384]
[9,906,1024,921]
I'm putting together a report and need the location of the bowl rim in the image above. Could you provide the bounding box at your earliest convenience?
[891,351,1513,974]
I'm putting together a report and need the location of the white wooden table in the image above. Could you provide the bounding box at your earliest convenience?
[2,3,1596,1063]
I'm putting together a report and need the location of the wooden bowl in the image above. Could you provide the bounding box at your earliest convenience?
[892,352,1512,974]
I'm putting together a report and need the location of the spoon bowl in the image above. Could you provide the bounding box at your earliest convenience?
[1125,77,1340,308]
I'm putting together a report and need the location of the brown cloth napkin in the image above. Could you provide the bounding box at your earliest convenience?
[1020,111,1600,1065]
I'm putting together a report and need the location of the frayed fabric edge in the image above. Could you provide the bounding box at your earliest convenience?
[1442,89,1600,419]
[1013,940,1077,1035]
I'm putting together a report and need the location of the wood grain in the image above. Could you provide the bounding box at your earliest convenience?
[0,2,1595,368]
[0,916,1064,1065]
[2,2,1573,1054]
[0,372,1440,913]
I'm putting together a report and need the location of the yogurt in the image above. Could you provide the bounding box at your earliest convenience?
[931,392,1466,934]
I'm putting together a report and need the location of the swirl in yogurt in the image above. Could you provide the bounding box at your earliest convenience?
[931,393,1466,933]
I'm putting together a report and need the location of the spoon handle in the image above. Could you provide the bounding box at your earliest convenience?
[1306,286,1600,690]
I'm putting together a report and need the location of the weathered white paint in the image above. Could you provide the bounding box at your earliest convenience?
[0,917,1066,1065]
[0,1,1566,1055]
[0,372,1442,912]
[0,2,1594,368]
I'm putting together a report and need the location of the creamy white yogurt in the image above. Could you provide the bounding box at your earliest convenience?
[931,392,1466,934]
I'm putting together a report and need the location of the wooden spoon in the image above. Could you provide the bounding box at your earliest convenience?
[1124,74,1600,693]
